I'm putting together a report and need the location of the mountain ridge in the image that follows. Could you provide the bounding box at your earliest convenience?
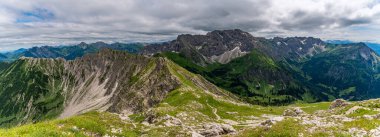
[143,29,380,105]
[2,29,380,136]
[0,48,239,127]
[0,42,144,62]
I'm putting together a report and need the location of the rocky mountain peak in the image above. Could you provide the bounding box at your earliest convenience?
[269,36,327,60]
[206,29,253,39]
[78,42,89,48]
[142,29,269,65]
[78,42,87,46]
[142,29,333,65]
[92,41,108,47]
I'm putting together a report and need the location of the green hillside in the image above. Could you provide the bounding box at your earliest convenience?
[0,59,66,127]
[159,42,380,106]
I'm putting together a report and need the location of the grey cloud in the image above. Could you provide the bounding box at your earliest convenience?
[278,10,373,31]
[0,0,380,51]
[339,17,372,26]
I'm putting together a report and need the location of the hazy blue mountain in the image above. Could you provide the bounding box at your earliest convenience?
[326,40,380,54]
[0,42,144,62]
[0,54,6,59]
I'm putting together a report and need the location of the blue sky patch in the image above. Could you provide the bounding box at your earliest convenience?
[16,8,54,23]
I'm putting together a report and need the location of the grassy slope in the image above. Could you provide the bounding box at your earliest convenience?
[0,111,140,137]
[0,102,333,137]
[2,101,375,137]
[0,62,10,72]
[235,100,380,137]
[160,51,315,105]
[0,59,66,127]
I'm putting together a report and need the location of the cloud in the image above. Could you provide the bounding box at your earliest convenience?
[0,0,380,51]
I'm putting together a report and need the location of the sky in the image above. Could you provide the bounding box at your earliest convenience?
[1,0,380,51]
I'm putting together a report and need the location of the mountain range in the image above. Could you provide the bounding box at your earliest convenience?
[1,29,379,106]
[0,42,144,62]
[1,29,380,136]
[326,40,380,54]
[142,29,380,105]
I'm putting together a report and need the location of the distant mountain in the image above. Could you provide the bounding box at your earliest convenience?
[0,54,6,59]
[143,29,269,66]
[302,43,380,100]
[143,29,326,65]
[365,43,380,54]
[326,40,380,54]
[325,40,353,44]
[0,42,144,62]
[143,29,380,105]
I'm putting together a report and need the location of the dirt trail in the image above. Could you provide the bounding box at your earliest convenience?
[206,101,221,121]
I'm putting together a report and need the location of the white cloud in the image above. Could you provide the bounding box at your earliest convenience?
[0,0,380,51]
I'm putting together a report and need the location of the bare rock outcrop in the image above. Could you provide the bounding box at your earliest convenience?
[283,107,305,117]
[329,99,350,109]
[199,123,236,137]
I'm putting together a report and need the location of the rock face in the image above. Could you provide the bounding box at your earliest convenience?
[271,36,326,60]
[142,29,266,65]
[142,29,326,65]
[330,99,350,109]
[60,49,181,117]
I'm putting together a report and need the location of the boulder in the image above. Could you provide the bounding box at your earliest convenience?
[192,131,204,137]
[329,99,349,109]
[373,113,380,119]
[370,126,380,137]
[221,124,236,133]
[200,123,236,137]
[283,107,304,116]
[162,114,182,127]
[260,119,274,127]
